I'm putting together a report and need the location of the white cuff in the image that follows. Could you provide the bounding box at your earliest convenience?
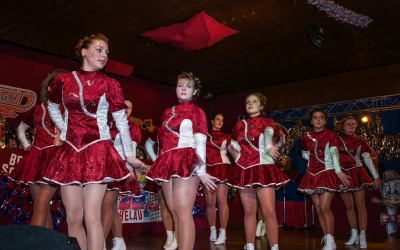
[230,139,241,152]
[112,109,134,157]
[47,101,66,141]
[264,127,274,152]
[194,133,207,176]
[17,122,31,149]
[329,146,342,174]
[362,152,379,179]
[145,138,157,162]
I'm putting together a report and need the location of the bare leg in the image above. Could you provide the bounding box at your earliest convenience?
[61,185,86,250]
[83,184,107,250]
[310,194,327,234]
[110,194,123,238]
[238,188,257,244]
[354,190,367,231]
[162,181,179,241]
[102,190,119,238]
[340,192,357,229]
[257,187,278,245]
[204,185,217,228]
[163,177,200,250]
[319,192,335,235]
[216,184,229,229]
[158,190,174,231]
[31,184,57,229]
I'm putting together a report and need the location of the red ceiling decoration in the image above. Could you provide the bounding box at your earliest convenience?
[142,11,238,51]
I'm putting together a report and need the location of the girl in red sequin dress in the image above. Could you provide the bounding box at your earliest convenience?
[145,128,177,250]
[227,93,289,250]
[298,108,351,250]
[102,99,146,250]
[205,112,231,245]
[10,70,64,229]
[43,34,141,250]
[146,72,217,250]
[338,116,381,248]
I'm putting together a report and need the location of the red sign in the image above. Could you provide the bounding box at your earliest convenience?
[0,147,26,175]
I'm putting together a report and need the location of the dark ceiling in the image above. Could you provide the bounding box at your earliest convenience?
[1,0,399,96]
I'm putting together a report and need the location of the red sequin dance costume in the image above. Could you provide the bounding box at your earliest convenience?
[9,103,60,185]
[43,69,139,189]
[227,114,289,189]
[107,120,142,196]
[206,130,231,183]
[298,128,343,194]
[146,100,208,182]
[338,134,378,191]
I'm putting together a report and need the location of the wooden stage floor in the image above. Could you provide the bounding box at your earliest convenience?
[106,227,399,250]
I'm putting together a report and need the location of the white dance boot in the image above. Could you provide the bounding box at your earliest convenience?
[256,220,263,237]
[244,243,255,250]
[164,232,178,250]
[271,244,279,250]
[110,237,126,250]
[103,239,107,250]
[214,228,226,245]
[359,230,367,249]
[323,234,336,250]
[164,231,174,248]
[260,222,266,236]
[210,226,217,241]
[344,228,359,245]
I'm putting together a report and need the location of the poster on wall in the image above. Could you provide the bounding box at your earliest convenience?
[118,166,161,224]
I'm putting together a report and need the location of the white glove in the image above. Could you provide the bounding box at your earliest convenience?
[329,146,342,174]
[230,139,241,152]
[47,101,67,141]
[193,133,207,176]
[112,109,134,157]
[145,138,157,162]
[301,150,310,161]
[362,152,379,179]
[264,127,274,151]
[17,122,31,150]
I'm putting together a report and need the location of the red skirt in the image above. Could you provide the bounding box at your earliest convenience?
[146,148,201,182]
[227,164,289,189]
[341,166,373,192]
[43,140,130,186]
[207,163,230,184]
[298,169,342,195]
[8,146,59,185]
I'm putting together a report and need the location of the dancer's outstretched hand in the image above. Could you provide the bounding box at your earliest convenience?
[199,173,218,191]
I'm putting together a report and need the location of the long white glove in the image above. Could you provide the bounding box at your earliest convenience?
[17,122,31,150]
[145,138,157,162]
[263,127,274,151]
[362,152,379,179]
[112,109,134,157]
[230,139,241,152]
[329,146,342,174]
[47,101,67,141]
[301,150,310,161]
[193,133,207,176]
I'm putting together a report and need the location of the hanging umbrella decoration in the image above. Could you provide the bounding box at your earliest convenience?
[142,11,238,51]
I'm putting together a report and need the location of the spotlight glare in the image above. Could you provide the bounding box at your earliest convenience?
[361,116,369,123]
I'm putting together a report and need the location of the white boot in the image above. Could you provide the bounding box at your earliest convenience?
[256,220,263,237]
[359,230,367,249]
[271,244,279,250]
[164,232,178,250]
[210,226,217,241]
[321,235,326,249]
[324,234,336,250]
[110,237,126,250]
[103,239,107,250]
[344,228,359,245]
[214,228,226,245]
[164,231,174,248]
[244,243,255,250]
[260,222,266,236]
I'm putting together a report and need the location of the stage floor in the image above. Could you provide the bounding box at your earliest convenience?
[106,227,399,250]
